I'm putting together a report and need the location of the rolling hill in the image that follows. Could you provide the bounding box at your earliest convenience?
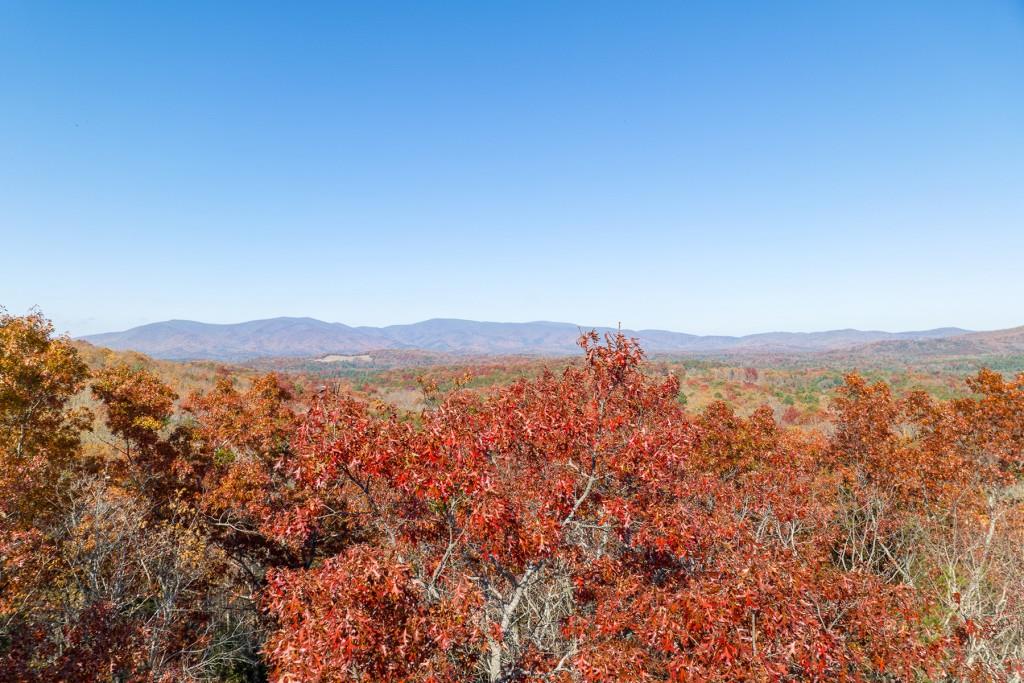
[839,325,1024,361]
[79,317,976,361]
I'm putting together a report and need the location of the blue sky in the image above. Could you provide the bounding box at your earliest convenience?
[2,1,1023,336]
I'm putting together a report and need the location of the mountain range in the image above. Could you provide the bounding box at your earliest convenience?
[835,325,1024,361]
[79,317,982,361]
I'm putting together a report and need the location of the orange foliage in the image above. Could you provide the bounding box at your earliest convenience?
[3,313,1024,681]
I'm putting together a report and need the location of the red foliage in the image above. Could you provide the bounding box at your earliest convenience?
[260,333,960,681]
[5,313,1024,681]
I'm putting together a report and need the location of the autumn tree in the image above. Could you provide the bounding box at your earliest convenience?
[182,372,303,566]
[261,333,948,681]
[0,310,92,676]
[0,310,90,527]
[1,314,258,681]
[829,372,1024,679]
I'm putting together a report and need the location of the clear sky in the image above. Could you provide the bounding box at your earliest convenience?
[2,1,1023,336]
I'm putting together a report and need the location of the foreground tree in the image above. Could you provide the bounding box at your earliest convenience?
[1,316,256,681]
[0,311,92,676]
[829,371,1024,679]
[0,310,90,529]
[262,333,950,681]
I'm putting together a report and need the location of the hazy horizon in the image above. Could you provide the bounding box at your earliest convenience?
[9,309,1013,341]
[75,313,983,340]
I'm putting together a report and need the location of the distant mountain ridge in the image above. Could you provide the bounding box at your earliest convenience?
[79,317,977,361]
[838,325,1024,361]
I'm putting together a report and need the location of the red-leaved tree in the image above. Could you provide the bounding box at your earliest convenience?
[262,333,951,681]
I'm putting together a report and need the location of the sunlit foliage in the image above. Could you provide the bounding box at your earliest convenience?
[1,312,1022,681]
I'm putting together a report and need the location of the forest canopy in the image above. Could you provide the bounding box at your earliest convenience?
[1,311,1023,681]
